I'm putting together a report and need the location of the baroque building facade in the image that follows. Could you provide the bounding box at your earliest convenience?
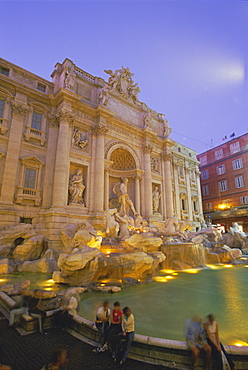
[0,58,203,249]
[197,133,248,233]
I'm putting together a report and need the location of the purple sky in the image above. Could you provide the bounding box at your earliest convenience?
[1,0,248,153]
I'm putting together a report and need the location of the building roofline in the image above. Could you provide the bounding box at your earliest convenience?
[197,132,248,156]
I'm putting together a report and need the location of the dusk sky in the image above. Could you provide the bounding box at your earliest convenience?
[1,0,248,154]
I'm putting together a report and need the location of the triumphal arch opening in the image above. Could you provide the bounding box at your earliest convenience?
[0,57,203,250]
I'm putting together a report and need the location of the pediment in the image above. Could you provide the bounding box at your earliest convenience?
[20,156,44,165]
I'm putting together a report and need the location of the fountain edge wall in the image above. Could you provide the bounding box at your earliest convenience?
[70,314,248,370]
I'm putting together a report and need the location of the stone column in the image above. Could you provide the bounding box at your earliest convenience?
[173,159,181,220]
[142,144,153,218]
[134,176,141,215]
[196,168,203,216]
[104,167,110,210]
[162,153,174,218]
[0,103,28,204]
[185,162,193,219]
[52,110,73,207]
[88,132,97,212]
[42,114,59,208]
[92,123,108,213]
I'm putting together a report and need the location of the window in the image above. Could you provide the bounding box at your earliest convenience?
[201,170,208,180]
[235,176,244,188]
[216,164,225,175]
[189,153,192,157]
[202,185,209,195]
[218,180,228,192]
[190,170,195,180]
[205,202,212,211]
[178,147,181,153]
[193,201,197,212]
[31,112,42,130]
[230,142,240,154]
[0,66,9,76]
[199,155,207,165]
[0,100,4,118]
[37,83,46,92]
[24,168,36,189]
[214,149,223,160]
[232,158,243,170]
[182,198,186,211]
[178,166,184,177]
[240,196,248,205]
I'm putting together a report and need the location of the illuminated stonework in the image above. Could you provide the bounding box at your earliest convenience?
[0,57,203,249]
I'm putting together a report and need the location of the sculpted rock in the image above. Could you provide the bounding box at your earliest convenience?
[37,289,56,299]
[206,246,234,264]
[60,222,101,251]
[221,233,248,250]
[19,257,58,273]
[229,248,242,259]
[92,286,121,293]
[0,258,10,274]
[12,235,45,261]
[0,224,37,258]
[0,280,31,295]
[125,233,162,252]
[58,247,102,272]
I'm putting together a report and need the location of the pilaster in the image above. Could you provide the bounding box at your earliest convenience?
[0,102,28,204]
[91,122,108,213]
[161,152,174,218]
[142,143,153,218]
[52,109,73,208]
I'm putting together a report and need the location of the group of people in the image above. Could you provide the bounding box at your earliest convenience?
[9,289,79,334]
[185,313,237,370]
[8,291,238,369]
[93,300,135,367]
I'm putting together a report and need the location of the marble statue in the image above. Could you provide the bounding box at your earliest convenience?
[152,187,161,213]
[129,82,140,103]
[113,178,137,216]
[72,128,88,149]
[144,109,156,129]
[230,222,247,239]
[163,120,172,138]
[68,169,85,205]
[103,67,140,103]
[114,212,130,239]
[99,88,109,106]
[104,69,119,91]
[64,65,76,90]
[104,208,119,238]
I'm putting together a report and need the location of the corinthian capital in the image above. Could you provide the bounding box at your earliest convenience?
[142,143,153,153]
[161,152,172,161]
[57,109,74,125]
[91,123,108,136]
[11,102,28,117]
[48,114,60,127]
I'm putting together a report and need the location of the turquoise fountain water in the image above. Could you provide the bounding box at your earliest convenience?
[1,265,248,346]
[79,265,248,346]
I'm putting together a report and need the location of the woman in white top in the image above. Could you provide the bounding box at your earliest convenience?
[204,314,237,370]
[116,306,135,366]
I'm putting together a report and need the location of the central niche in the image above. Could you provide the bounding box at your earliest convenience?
[110,148,136,171]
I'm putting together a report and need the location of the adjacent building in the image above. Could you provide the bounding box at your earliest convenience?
[197,133,248,232]
[0,57,203,249]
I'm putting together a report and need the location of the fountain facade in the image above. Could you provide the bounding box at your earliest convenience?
[0,57,203,252]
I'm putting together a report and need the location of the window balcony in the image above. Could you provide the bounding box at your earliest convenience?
[15,186,41,206]
[23,126,46,146]
[0,117,8,135]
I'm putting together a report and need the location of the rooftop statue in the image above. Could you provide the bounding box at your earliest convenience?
[100,67,140,104]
